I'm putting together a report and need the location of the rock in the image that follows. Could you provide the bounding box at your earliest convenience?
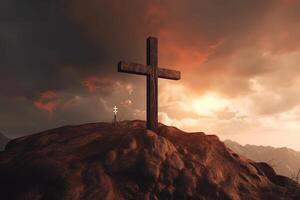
[105,150,117,166]
[177,169,197,197]
[81,164,115,200]
[0,120,299,200]
[120,137,138,155]
[142,149,161,181]
[167,153,184,170]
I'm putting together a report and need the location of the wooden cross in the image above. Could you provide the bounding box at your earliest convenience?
[113,106,118,115]
[118,37,181,131]
[113,106,118,124]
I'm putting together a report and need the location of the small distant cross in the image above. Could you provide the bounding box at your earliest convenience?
[113,106,118,124]
[113,106,118,115]
[118,37,181,131]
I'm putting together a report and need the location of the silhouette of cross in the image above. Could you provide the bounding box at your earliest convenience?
[118,37,181,131]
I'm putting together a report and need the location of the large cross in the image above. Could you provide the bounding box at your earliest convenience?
[118,37,181,131]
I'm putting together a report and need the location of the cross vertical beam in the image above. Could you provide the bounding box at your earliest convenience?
[146,37,158,131]
[118,36,181,132]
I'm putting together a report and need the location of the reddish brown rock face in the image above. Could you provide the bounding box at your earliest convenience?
[0,121,299,200]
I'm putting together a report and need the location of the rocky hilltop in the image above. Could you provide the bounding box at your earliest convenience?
[225,140,300,178]
[0,121,299,200]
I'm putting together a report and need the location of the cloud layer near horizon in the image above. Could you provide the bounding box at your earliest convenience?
[1,0,300,150]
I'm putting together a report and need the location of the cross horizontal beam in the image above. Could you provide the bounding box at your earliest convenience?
[118,61,150,76]
[118,61,181,80]
[158,67,181,80]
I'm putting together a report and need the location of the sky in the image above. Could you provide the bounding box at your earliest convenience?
[1,0,300,150]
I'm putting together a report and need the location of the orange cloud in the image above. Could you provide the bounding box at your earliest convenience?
[34,101,58,113]
[146,3,166,18]
[145,3,168,26]
[40,90,58,99]
[157,29,218,71]
[82,76,134,96]
[83,77,99,92]
[281,0,296,4]
[34,90,59,113]
[82,76,114,93]
[120,99,132,107]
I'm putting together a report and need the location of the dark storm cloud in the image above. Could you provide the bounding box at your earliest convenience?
[1,0,300,136]
[0,0,166,99]
[0,0,101,98]
[2,0,300,97]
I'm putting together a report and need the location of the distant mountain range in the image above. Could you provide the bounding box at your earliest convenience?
[0,132,9,151]
[224,140,300,178]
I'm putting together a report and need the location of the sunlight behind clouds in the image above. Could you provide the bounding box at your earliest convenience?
[158,81,300,151]
[191,93,229,116]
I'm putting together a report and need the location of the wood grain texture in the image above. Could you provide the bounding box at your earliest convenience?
[118,62,181,80]
[158,68,181,80]
[118,61,150,76]
[146,37,158,131]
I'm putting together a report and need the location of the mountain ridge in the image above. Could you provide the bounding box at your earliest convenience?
[224,139,300,178]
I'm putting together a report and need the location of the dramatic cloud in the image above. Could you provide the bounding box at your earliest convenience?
[1,0,300,150]
[34,90,60,113]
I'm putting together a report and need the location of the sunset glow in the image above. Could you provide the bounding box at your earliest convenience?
[191,94,229,116]
[2,0,300,151]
